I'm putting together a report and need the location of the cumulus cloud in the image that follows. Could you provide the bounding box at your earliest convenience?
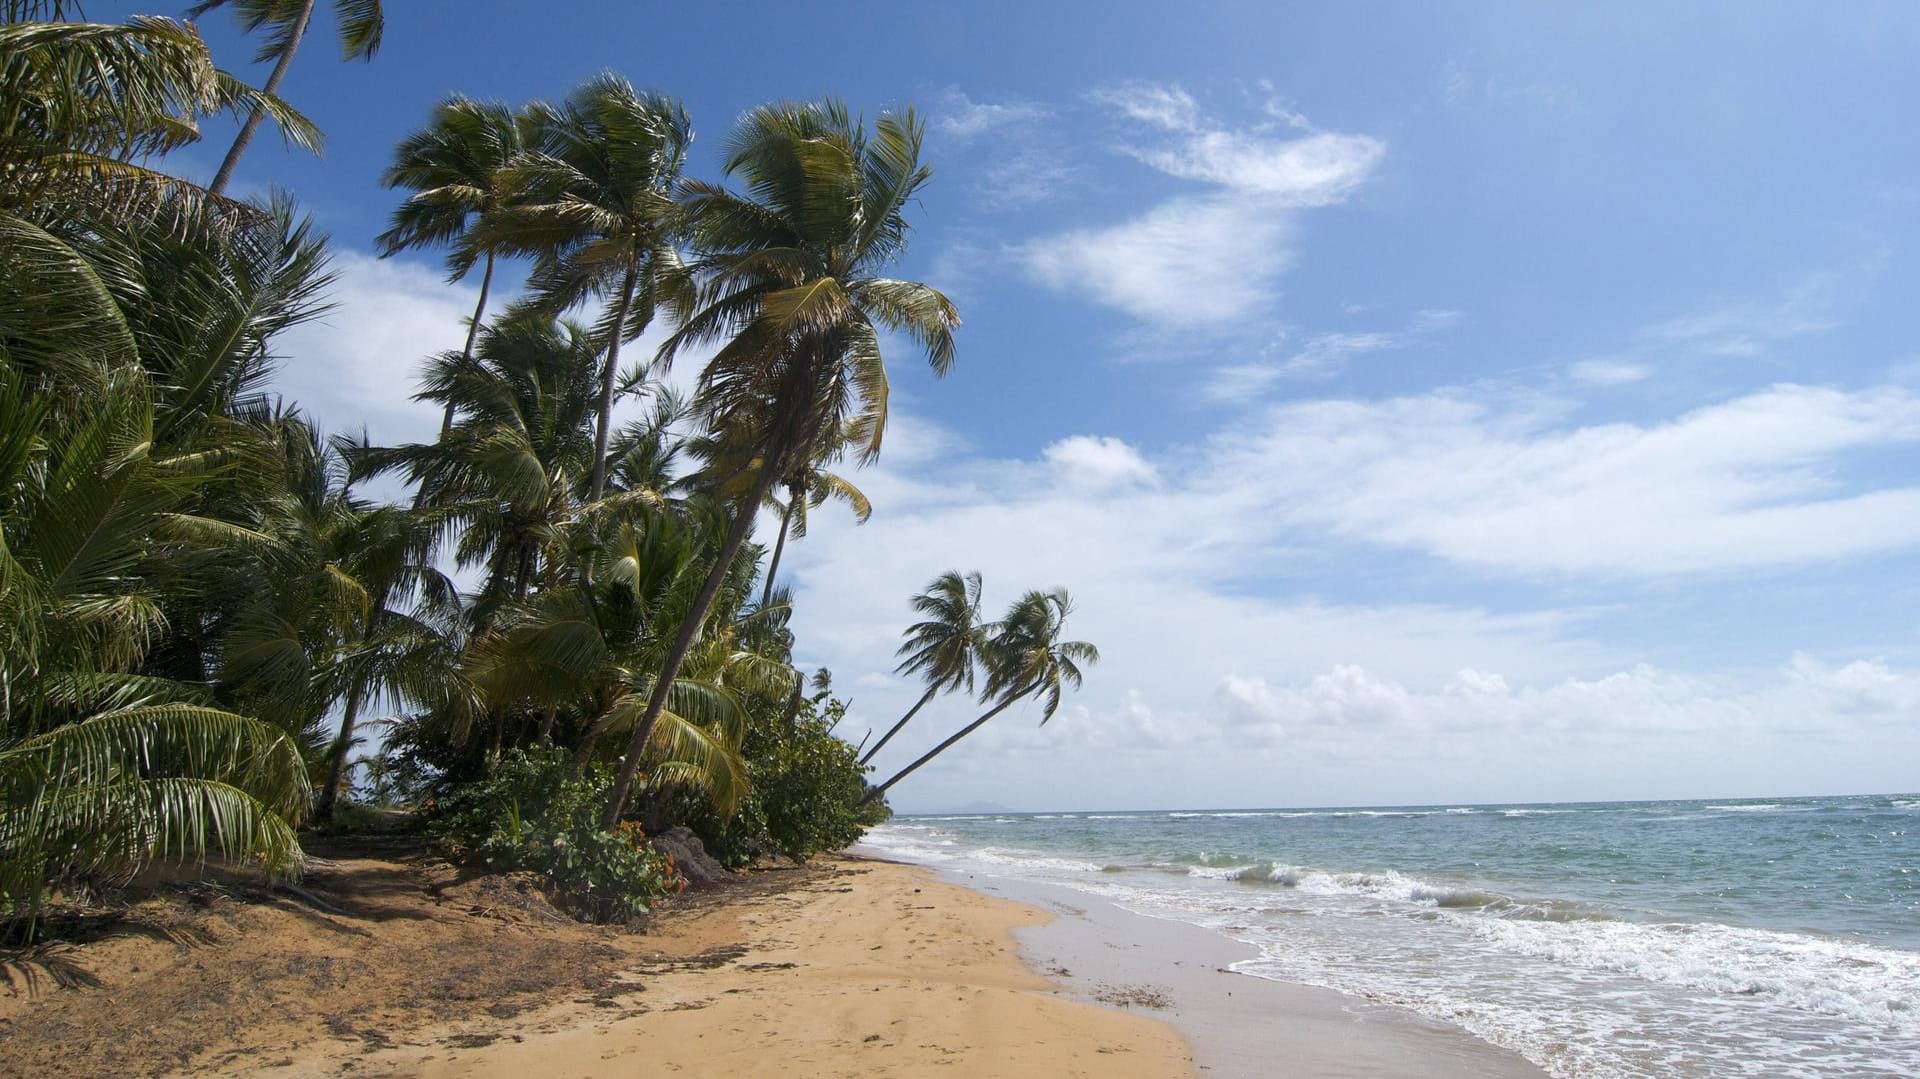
[774,374,1920,810]
[1042,435,1159,489]
[1019,82,1383,329]
[274,251,480,448]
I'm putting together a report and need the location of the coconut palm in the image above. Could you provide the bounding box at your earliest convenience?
[860,570,983,766]
[863,588,1096,804]
[464,514,793,815]
[188,0,383,196]
[758,451,870,609]
[376,96,532,433]
[476,75,691,502]
[0,7,319,222]
[603,99,959,827]
[0,364,309,930]
[350,310,607,623]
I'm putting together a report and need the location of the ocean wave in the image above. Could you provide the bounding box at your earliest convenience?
[1467,917,1920,1034]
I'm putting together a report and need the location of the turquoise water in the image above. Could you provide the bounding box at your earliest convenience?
[864,794,1920,1077]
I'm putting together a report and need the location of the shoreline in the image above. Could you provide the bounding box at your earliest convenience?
[6,848,1545,1077]
[912,858,1548,1078]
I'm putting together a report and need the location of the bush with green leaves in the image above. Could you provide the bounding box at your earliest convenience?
[429,746,679,922]
[660,692,886,865]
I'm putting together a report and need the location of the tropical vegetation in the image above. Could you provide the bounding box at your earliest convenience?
[0,1,1095,939]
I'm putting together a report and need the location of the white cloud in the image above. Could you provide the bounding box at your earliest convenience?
[1213,383,1920,575]
[934,89,1049,140]
[935,88,1075,208]
[771,376,1920,809]
[1086,81,1203,132]
[1568,359,1654,386]
[1640,277,1838,358]
[1130,130,1383,203]
[1021,197,1292,326]
[275,252,479,448]
[1042,435,1159,489]
[1206,312,1459,397]
[1020,82,1383,329]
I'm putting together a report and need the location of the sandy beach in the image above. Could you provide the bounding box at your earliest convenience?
[1,848,1554,1077]
[286,857,1195,1078]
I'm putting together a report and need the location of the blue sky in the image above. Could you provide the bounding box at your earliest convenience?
[119,1,1920,810]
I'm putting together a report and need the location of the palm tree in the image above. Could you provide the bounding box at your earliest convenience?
[603,100,960,827]
[477,75,690,502]
[860,571,983,766]
[189,0,383,196]
[0,365,310,930]
[376,96,532,434]
[463,514,793,815]
[863,588,1097,804]
[350,309,608,624]
[758,451,871,609]
[0,7,320,223]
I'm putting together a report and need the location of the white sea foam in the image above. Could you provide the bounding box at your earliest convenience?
[864,808,1920,1078]
[1467,917,1920,1033]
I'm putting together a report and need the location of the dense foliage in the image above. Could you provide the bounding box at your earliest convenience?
[659,681,887,865]
[429,747,679,921]
[0,2,1095,938]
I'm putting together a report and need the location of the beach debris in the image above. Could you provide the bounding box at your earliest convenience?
[1091,983,1173,1009]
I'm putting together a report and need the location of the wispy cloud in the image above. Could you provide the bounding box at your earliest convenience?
[1206,310,1459,396]
[1641,278,1838,358]
[932,87,1073,208]
[1022,196,1293,327]
[933,88,1049,140]
[1217,383,1920,575]
[1566,358,1654,386]
[1018,81,1384,330]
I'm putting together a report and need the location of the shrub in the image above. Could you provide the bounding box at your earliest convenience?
[662,693,887,865]
[429,746,681,922]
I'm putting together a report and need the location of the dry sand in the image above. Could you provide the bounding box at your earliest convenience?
[266,856,1195,1078]
[2,850,1194,1077]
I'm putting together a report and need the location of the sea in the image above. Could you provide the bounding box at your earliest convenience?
[862,794,1920,1078]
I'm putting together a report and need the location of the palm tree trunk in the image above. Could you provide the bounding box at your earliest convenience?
[758,496,794,608]
[859,684,938,766]
[316,679,367,821]
[206,0,315,197]
[861,685,1035,806]
[602,461,785,828]
[441,251,495,435]
[588,263,639,502]
[536,703,559,742]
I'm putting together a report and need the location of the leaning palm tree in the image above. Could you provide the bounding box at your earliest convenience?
[602,99,960,827]
[860,570,984,766]
[189,0,383,196]
[863,588,1097,804]
[476,75,690,502]
[376,95,532,433]
[757,450,870,608]
[464,514,792,816]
